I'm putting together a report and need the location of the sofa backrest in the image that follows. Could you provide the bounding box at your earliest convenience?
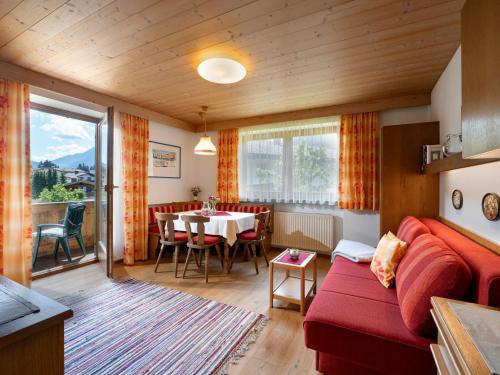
[396,233,472,336]
[396,216,431,245]
[420,218,500,307]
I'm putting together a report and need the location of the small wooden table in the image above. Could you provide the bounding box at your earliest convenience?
[430,296,500,375]
[269,249,317,315]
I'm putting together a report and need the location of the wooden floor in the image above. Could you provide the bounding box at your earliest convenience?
[33,249,332,375]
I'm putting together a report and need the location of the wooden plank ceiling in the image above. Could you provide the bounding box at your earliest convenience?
[0,0,464,125]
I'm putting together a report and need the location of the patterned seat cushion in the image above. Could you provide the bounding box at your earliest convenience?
[237,230,257,241]
[192,235,221,245]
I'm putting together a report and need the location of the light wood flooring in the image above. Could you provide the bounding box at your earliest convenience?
[33,249,332,375]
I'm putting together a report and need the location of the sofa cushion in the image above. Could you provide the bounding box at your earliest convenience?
[396,234,472,336]
[420,218,500,307]
[304,289,434,374]
[320,266,399,305]
[396,216,430,245]
[330,257,380,281]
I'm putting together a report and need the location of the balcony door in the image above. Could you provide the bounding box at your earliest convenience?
[96,107,115,277]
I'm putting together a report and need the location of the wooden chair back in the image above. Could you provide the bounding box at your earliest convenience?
[255,211,270,241]
[182,215,210,246]
[155,212,179,243]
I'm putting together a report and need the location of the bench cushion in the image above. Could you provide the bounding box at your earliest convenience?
[148,204,176,225]
[396,234,472,336]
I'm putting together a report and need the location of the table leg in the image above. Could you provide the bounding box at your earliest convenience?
[269,262,274,309]
[300,268,305,315]
[313,256,317,294]
[224,240,230,274]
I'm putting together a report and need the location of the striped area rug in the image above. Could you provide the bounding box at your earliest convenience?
[58,279,267,375]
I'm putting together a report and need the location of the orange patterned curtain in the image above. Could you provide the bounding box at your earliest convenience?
[338,112,379,211]
[121,112,149,265]
[217,129,239,203]
[0,79,33,286]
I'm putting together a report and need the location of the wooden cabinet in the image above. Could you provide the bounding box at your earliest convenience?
[0,276,72,375]
[461,0,500,159]
[380,122,439,236]
[431,297,498,375]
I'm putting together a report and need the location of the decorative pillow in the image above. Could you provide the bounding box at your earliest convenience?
[396,234,472,336]
[370,231,407,288]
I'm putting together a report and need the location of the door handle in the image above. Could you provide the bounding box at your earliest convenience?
[104,185,119,192]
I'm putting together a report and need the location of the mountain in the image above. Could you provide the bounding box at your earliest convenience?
[53,147,95,168]
[32,147,95,169]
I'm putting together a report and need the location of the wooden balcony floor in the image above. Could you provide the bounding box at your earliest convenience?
[33,246,96,275]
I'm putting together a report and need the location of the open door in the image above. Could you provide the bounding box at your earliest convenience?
[96,107,115,277]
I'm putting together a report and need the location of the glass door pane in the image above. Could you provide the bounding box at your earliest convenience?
[96,107,114,277]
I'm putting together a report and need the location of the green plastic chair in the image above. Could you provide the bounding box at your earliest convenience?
[32,202,87,267]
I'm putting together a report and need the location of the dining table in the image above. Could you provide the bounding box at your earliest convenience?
[172,210,256,273]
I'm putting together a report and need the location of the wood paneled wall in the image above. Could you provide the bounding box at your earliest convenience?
[380,122,439,236]
[461,0,500,158]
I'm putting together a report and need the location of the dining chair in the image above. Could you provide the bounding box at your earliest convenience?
[182,215,224,283]
[230,211,271,274]
[32,202,86,267]
[154,212,189,276]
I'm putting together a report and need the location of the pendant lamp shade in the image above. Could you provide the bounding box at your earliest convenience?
[194,107,216,155]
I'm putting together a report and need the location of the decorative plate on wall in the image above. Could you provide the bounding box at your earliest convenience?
[452,189,463,209]
[482,193,500,221]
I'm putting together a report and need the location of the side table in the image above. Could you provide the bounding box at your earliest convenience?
[269,249,317,315]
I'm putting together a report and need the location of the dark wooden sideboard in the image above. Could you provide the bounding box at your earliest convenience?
[0,276,72,375]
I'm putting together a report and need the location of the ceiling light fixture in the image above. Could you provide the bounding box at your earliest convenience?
[194,106,217,156]
[197,58,246,84]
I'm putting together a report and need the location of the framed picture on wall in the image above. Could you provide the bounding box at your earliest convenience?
[148,141,181,179]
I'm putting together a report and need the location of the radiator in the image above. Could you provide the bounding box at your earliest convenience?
[271,212,337,254]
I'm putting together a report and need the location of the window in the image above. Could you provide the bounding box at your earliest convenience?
[239,117,339,205]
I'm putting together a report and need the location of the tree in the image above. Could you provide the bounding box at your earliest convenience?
[46,168,58,189]
[293,140,333,191]
[39,184,86,203]
[38,160,58,168]
[58,172,66,184]
[31,171,46,198]
[77,163,90,172]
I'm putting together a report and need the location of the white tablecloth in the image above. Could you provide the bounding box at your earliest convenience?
[172,211,255,246]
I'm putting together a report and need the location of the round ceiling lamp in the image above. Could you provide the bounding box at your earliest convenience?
[194,106,217,156]
[197,58,246,84]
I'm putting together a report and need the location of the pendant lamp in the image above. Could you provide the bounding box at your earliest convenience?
[194,106,216,155]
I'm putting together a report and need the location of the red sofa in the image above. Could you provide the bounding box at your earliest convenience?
[304,216,500,375]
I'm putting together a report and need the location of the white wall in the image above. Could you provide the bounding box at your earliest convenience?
[431,47,500,243]
[148,120,197,204]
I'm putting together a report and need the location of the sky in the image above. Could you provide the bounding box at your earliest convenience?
[30,109,96,162]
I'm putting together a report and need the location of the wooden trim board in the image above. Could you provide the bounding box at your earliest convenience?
[195,93,431,132]
[439,216,500,255]
[0,61,195,132]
